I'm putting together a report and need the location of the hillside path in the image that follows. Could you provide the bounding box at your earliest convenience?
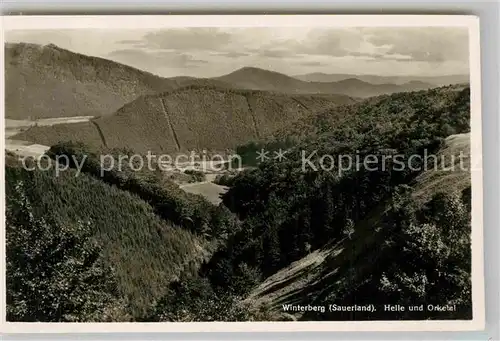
[159,98,181,151]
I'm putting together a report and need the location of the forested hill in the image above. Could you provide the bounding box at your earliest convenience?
[234,83,470,163]
[12,86,355,154]
[5,42,232,119]
[5,154,210,321]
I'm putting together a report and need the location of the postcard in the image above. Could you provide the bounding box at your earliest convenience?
[1,14,483,333]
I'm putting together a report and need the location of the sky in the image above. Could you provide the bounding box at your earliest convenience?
[5,27,470,78]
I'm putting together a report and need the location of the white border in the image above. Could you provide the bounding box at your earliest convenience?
[0,15,484,333]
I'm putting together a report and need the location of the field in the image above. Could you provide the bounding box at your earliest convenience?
[180,181,228,205]
[5,117,94,157]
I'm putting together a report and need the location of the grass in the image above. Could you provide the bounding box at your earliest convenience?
[180,182,228,205]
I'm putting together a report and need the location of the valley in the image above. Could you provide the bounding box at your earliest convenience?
[243,133,471,320]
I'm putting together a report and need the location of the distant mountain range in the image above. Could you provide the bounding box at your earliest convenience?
[5,42,457,120]
[216,66,436,98]
[293,72,469,86]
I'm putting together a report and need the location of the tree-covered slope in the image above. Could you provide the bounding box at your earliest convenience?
[5,156,211,320]
[5,43,231,119]
[12,86,355,154]
[244,133,471,320]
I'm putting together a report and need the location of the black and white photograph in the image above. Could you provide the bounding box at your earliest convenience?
[1,15,483,332]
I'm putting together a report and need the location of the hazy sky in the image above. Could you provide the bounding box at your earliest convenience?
[6,27,469,78]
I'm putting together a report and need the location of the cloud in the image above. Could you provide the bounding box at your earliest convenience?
[252,48,301,59]
[348,51,384,58]
[111,27,469,71]
[117,39,142,45]
[4,27,470,78]
[302,28,365,57]
[258,50,289,58]
[107,49,208,70]
[139,28,233,51]
[362,27,469,63]
[265,27,469,64]
[298,61,329,67]
[210,51,250,58]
